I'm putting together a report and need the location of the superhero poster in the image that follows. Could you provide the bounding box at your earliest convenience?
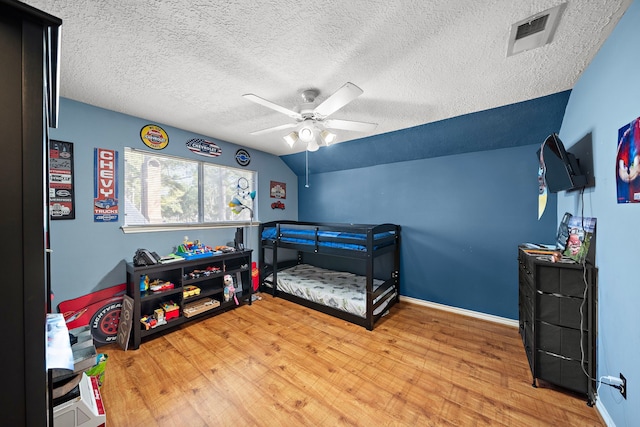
[616,116,640,203]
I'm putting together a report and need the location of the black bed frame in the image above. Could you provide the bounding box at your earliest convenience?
[258,220,400,330]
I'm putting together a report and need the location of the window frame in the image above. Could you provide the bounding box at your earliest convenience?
[121,147,257,234]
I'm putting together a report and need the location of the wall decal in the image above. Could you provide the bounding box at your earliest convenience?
[186,138,222,157]
[270,180,286,199]
[49,140,75,220]
[271,201,285,210]
[235,149,251,166]
[140,124,169,150]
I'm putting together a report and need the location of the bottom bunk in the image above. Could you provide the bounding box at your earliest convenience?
[263,263,398,330]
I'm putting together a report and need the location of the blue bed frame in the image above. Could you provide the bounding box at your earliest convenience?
[259,220,400,330]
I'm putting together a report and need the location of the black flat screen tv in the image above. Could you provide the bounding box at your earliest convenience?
[537,133,587,193]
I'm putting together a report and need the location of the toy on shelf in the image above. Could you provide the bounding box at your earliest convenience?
[140,307,169,330]
[175,236,217,260]
[161,301,180,321]
[183,298,220,318]
[139,275,149,292]
[223,274,239,305]
[149,280,174,293]
[140,315,157,330]
[183,285,201,299]
[184,265,222,280]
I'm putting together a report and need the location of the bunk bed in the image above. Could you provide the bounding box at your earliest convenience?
[259,220,400,330]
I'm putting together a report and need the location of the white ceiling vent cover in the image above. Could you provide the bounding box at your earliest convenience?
[507,3,566,57]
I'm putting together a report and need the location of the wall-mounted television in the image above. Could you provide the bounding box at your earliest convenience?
[537,133,588,193]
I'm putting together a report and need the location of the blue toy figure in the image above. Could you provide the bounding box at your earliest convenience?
[140,275,149,292]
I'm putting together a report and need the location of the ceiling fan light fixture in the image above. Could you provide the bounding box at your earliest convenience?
[307,139,319,152]
[283,131,298,148]
[298,125,315,143]
[320,130,336,145]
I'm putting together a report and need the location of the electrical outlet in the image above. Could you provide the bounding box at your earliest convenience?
[620,373,627,399]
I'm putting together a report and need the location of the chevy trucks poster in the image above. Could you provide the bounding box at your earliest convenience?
[49,140,75,220]
[94,148,119,222]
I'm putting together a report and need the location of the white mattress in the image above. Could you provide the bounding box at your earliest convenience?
[265,264,396,318]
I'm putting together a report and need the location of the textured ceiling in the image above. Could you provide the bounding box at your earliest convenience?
[23,0,631,156]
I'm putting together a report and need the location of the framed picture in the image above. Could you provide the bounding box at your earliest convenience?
[270,180,286,199]
[49,140,75,220]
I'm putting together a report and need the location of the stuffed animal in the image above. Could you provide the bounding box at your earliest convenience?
[224,274,238,305]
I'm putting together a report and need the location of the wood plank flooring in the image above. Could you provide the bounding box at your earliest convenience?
[99,295,604,426]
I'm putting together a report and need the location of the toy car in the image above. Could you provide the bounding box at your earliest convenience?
[271,201,285,210]
[149,280,174,292]
[183,285,201,299]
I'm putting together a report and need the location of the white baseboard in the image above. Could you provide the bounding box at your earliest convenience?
[399,295,519,328]
[595,398,615,427]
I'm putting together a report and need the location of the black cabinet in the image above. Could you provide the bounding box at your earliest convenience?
[1,1,61,425]
[518,248,596,404]
[126,251,252,349]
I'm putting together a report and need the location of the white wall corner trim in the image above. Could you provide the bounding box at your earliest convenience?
[595,398,615,427]
[400,296,519,328]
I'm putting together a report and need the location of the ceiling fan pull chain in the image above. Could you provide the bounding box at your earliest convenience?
[305,149,310,188]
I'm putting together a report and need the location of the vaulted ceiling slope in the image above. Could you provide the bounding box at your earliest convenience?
[24,0,631,156]
[281,90,571,175]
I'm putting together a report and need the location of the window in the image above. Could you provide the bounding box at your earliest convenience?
[124,148,255,228]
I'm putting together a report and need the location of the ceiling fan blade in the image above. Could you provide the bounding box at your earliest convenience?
[323,118,377,133]
[313,82,364,118]
[249,122,298,136]
[243,94,302,120]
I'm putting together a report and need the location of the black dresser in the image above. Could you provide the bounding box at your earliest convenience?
[518,247,597,404]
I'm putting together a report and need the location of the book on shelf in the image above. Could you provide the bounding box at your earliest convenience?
[563,216,596,264]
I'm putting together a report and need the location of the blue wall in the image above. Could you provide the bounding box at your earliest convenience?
[558,1,639,425]
[48,98,297,305]
[299,144,557,320]
[282,91,571,175]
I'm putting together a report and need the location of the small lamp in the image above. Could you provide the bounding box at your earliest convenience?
[320,130,336,146]
[298,125,315,143]
[307,139,319,152]
[283,131,298,148]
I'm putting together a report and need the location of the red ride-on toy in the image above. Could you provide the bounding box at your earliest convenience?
[57,283,126,347]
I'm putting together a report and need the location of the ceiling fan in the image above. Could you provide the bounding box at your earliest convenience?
[243,82,377,151]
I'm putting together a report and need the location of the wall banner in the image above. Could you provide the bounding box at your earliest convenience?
[49,140,75,220]
[94,148,119,222]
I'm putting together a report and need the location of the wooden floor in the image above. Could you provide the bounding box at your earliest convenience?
[99,295,603,426]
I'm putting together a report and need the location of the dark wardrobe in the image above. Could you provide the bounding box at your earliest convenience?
[0,0,61,425]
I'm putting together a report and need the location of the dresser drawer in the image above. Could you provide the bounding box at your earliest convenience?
[537,292,586,330]
[537,264,587,297]
[535,350,589,394]
[535,320,587,360]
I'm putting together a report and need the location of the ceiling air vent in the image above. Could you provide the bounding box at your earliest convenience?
[507,3,565,57]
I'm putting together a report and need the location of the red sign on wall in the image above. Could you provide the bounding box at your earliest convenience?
[94,148,119,222]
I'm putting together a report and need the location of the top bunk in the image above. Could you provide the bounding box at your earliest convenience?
[260,220,399,259]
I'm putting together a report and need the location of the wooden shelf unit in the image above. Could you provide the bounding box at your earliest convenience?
[126,250,252,349]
